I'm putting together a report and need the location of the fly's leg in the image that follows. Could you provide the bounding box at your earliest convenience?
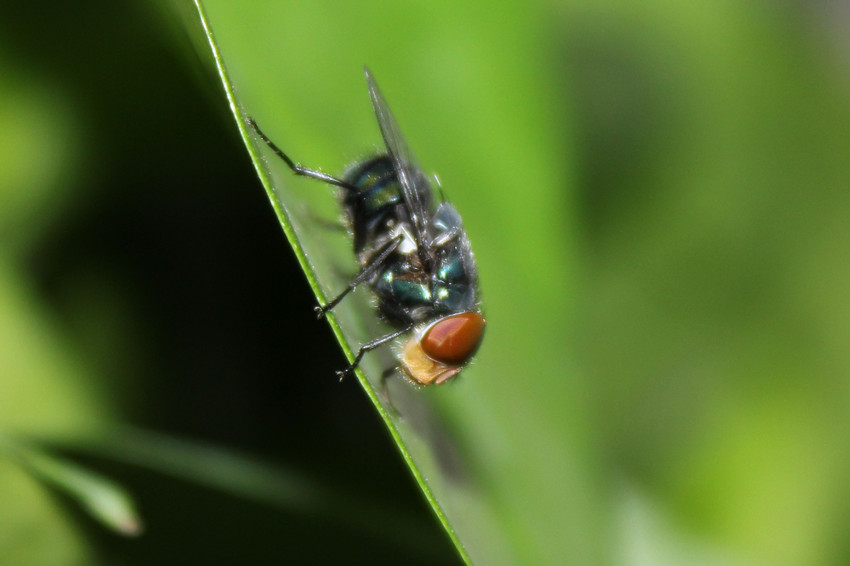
[248,118,359,192]
[379,366,402,416]
[315,234,403,319]
[308,212,347,232]
[249,118,403,317]
[249,117,412,383]
[337,323,415,381]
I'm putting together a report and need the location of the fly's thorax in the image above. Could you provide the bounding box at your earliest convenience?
[362,223,425,325]
[371,253,431,325]
[400,311,486,385]
[431,245,477,313]
[427,202,480,314]
[370,202,479,325]
[370,247,476,324]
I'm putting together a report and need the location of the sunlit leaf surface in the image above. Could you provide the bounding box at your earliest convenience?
[193,1,602,563]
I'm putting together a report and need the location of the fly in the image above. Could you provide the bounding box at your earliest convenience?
[249,67,485,386]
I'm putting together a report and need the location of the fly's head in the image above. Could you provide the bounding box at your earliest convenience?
[400,311,486,385]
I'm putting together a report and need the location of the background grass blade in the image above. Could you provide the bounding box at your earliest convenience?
[4,438,142,537]
[65,426,449,558]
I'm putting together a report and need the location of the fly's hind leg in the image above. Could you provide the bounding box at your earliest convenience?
[249,117,412,387]
[248,118,359,192]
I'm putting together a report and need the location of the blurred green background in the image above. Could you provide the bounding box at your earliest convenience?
[3,0,850,564]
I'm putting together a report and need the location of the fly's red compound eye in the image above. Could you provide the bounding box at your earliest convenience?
[421,312,486,366]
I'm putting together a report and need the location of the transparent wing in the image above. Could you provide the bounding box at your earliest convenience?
[364,67,432,251]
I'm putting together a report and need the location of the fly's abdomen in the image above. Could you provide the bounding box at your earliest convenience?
[342,156,405,254]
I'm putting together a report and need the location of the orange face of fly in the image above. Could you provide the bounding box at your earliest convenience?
[401,312,486,385]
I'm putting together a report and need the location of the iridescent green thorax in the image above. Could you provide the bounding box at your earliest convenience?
[374,244,476,326]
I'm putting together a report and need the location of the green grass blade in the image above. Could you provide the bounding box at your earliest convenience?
[191,2,473,560]
[188,2,604,564]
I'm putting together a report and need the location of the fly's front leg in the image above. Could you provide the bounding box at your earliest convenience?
[337,323,415,381]
[315,234,403,319]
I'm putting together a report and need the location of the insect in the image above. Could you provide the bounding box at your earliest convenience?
[249,67,485,386]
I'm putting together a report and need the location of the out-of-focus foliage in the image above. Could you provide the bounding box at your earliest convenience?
[563,3,850,564]
[1,0,849,564]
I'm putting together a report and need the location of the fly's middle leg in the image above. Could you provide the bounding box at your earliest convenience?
[315,234,403,318]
